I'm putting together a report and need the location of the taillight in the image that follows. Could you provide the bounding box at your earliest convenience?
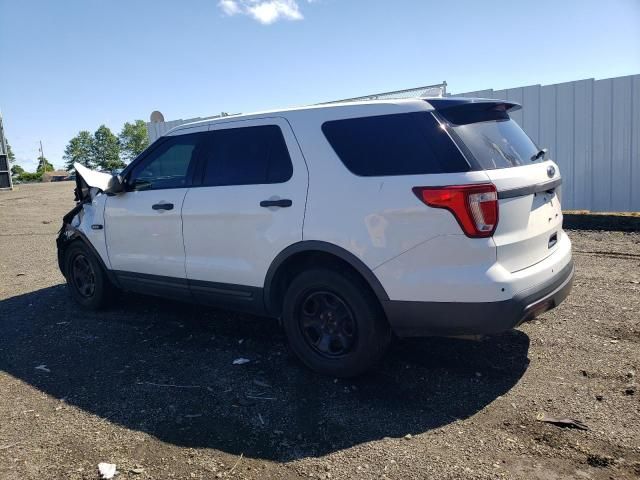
[412,184,499,238]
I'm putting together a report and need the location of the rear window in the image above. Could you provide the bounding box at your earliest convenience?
[322,112,470,176]
[436,104,542,170]
[449,119,541,170]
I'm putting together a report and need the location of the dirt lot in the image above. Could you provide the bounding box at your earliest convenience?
[1,182,639,480]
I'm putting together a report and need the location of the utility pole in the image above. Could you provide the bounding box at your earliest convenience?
[39,140,45,172]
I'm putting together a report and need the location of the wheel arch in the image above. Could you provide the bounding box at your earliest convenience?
[263,241,389,317]
[57,228,120,288]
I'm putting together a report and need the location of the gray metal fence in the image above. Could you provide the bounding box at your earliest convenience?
[454,74,640,212]
[146,75,639,212]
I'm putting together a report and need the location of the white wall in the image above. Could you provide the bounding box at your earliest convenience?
[454,74,640,212]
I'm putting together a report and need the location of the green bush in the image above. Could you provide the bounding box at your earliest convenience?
[18,172,43,182]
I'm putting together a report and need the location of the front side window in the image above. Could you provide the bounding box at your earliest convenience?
[129,134,201,190]
[201,125,293,187]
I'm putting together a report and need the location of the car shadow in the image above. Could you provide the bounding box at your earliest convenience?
[0,285,530,461]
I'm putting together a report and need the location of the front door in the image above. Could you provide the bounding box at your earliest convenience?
[105,128,205,295]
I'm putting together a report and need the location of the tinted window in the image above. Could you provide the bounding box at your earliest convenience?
[129,134,201,190]
[321,112,470,177]
[202,125,293,186]
[450,119,541,170]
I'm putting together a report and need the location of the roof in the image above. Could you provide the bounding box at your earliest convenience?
[164,96,522,137]
[165,97,434,136]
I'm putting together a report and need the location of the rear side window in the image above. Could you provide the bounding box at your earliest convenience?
[321,112,470,176]
[201,125,293,186]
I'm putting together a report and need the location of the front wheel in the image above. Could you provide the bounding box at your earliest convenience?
[282,268,391,377]
[63,242,115,310]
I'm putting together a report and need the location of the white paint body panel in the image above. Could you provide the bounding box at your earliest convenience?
[285,100,494,269]
[484,160,563,273]
[75,192,111,268]
[104,189,189,278]
[374,230,571,303]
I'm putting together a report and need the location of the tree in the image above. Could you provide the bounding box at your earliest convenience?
[64,130,95,171]
[18,171,42,182]
[92,125,123,171]
[10,164,24,176]
[119,120,149,162]
[6,142,15,163]
[36,155,54,173]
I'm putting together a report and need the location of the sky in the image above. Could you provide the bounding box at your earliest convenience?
[1,0,639,171]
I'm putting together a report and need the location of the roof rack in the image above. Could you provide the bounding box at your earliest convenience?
[319,81,447,104]
[145,82,448,143]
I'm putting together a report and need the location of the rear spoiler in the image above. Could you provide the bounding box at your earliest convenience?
[426,98,521,125]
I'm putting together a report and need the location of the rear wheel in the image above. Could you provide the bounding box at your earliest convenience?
[282,268,390,377]
[64,242,115,310]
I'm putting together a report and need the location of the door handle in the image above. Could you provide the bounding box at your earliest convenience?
[152,202,174,211]
[260,199,292,208]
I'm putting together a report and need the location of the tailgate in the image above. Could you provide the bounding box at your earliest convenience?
[484,160,563,272]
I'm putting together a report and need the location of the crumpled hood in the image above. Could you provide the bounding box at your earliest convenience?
[74,163,116,192]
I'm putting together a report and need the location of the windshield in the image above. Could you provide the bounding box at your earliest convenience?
[451,119,541,170]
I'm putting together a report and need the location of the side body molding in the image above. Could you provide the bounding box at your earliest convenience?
[263,240,390,315]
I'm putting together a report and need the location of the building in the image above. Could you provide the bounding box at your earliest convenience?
[0,112,12,190]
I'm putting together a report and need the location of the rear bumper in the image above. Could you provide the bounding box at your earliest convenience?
[384,258,574,337]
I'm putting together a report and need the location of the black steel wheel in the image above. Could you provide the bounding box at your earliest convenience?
[298,291,357,358]
[71,254,96,298]
[282,267,391,377]
[64,241,115,310]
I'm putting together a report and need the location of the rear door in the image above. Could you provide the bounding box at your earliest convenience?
[483,162,562,272]
[181,117,308,310]
[441,105,563,272]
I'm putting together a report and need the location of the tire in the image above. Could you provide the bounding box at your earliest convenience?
[63,241,115,310]
[282,268,391,377]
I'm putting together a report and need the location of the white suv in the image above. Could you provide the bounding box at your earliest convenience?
[57,98,574,377]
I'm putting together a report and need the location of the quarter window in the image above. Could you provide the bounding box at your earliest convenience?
[322,112,470,176]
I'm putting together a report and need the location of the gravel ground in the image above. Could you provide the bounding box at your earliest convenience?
[1,182,639,480]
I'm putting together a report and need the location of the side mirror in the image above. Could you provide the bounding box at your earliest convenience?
[105,175,125,195]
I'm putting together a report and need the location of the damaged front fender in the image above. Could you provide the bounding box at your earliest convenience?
[57,163,116,279]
